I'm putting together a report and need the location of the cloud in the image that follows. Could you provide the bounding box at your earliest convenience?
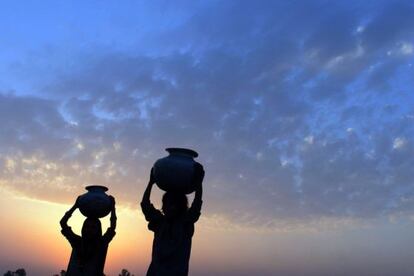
[1,0,414,227]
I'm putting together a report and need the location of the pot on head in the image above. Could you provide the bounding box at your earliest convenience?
[153,148,200,194]
[78,185,112,218]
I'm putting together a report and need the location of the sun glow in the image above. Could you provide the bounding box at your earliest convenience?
[0,187,152,275]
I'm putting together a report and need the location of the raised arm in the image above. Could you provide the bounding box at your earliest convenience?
[60,197,79,229]
[188,162,204,222]
[109,196,117,230]
[60,197,81,243]
[194,163,204,203]
[141,169,163,224]
[103,195,117,242]
[141,168,156,206]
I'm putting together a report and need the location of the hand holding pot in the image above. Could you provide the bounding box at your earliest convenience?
[74,196,81,208]
[109,195,115,209]
[193,162,205,190]
[149,168,156,186]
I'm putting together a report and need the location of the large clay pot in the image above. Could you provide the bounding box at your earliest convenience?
[153,148,200,194]
[78,185,112,218]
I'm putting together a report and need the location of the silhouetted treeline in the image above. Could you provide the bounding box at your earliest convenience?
[3,267,135,275]
[52,268,135,276]
[52,270,66,276]
[3,268,26,276]
[119,269,135,276]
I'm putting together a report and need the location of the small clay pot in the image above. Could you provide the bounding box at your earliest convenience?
[78,185,112,218]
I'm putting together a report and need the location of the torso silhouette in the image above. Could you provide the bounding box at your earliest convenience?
[61,226,115,276]
[141,199,202,276]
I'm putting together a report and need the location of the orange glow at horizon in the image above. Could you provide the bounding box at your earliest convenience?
[0,187,154,275]
[0,186,281,275]
[3,186,410,276]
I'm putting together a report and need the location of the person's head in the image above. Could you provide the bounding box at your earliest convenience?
[81,218,102,240]
[162,192,188,218]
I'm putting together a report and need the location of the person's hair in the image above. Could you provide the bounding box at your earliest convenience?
[81,217,102,237]
[162,192,188,215]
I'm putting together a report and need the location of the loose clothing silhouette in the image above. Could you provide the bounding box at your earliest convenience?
[61,225,115,276]
[141,198,202,276]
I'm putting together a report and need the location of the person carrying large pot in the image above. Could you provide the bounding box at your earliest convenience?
[141,148,205,276]
[60,186,117,276]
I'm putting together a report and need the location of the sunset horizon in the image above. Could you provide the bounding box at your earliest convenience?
[1,1,414,275]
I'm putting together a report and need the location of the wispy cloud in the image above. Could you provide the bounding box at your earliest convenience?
[0,0,414,228]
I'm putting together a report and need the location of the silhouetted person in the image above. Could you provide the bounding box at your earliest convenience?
[60,196,117,276]
[141,163,204,276]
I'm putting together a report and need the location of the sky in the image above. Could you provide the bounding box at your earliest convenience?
[0,0,414,275]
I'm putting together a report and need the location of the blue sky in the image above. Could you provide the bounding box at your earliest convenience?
[1,1,414,275]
